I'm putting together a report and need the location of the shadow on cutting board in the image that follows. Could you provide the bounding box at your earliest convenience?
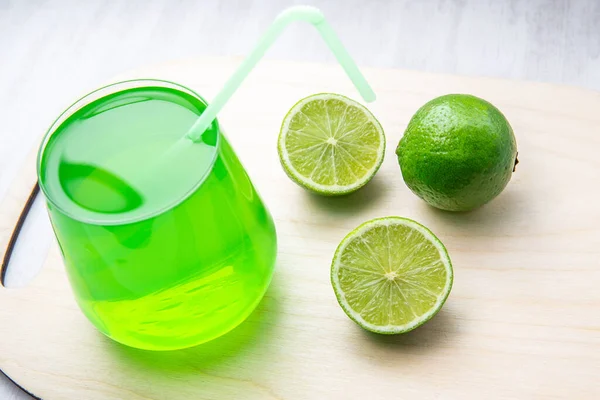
[420,187,528,237]
[361,309,459,352]
[304,175,389,216]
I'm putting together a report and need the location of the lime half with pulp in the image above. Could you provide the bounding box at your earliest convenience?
[278,93,385,195]
[331,217,453,334]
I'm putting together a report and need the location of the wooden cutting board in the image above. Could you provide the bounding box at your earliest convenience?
[1,58,599,400]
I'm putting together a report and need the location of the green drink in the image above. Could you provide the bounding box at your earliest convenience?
[38,80,277,350]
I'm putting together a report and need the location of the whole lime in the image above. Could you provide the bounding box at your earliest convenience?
[396,94,518,211]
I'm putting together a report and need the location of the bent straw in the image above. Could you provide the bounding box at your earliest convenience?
[186,5,375,142]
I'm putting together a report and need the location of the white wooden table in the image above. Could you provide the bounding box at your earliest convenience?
[1,1,599,398]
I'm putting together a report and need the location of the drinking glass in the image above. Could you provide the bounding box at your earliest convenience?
[37,80,277,350]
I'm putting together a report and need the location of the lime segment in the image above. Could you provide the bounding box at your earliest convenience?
[278,93,385,195]
[331,217,453,334]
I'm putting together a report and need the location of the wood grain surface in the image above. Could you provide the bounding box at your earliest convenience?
[0,57,599,399]
[3,1,600,398]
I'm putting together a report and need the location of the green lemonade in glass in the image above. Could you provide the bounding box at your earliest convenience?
[38,80,277,350]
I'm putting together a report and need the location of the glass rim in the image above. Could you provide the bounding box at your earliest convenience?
[37,78,221,226]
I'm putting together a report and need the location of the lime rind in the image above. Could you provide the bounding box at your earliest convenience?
[396,94,517,211]
[278,93,385,196]
[331,217,453,334]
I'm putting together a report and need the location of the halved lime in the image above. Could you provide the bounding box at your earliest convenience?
[331,217,453,334]
[278,93,385,195]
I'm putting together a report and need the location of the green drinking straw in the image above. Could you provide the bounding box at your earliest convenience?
[186,5,376,142]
